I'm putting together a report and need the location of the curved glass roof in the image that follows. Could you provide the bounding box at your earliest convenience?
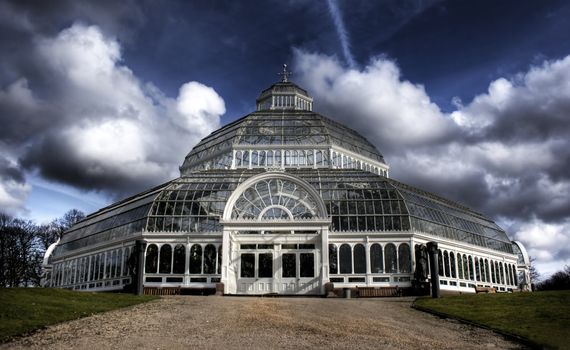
[54,168,513,258]
[180,111,386,173]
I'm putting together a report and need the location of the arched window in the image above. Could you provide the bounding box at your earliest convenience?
[398,243,411,273]
[485,259,490,283]
[173,244,186,274]
[457,253,463,279]
[105,251,113,279]
[123,247,130,277]
[468,256,474,280]
[491,261,496,283]
[145,244,158,274]
[267,151,274,166]
[370,244,383,273]
[463,255,468,280]
[354,244,366,274]
[512,265,519,286]
[475,258,480,281]
[232,178,319,220]
[285,150,291,165]
[252,150,259,166]
[443,251,450,277]
[385,243,397,273]
[117,249,123,277]
[292,150,298,165]
[329,244,338,274]
[189,244,202,274]
[499,262,506,284]
[450,252,456,278]
[159,244,172,274]
[481,258,487,282]
[438,250,444,276]
[339,244,352,274]
[203,244,217,274]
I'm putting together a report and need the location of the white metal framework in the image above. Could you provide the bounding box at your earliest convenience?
[43,76,529,295]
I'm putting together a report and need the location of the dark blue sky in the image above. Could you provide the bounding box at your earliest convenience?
[116,0,570,117]
[0,0,569,276]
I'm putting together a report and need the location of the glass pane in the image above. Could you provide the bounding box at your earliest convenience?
[258,253,273,278]
[370,244,383,273]
[384,244,397,273]
[329,245,338,274]
[398,244,411,273]
[282,253,296,278]
[217,246,222,274]
[173,244,186,274]
[203,244,217,274]
[190,245,202,274]
[159,245,172,274]
[354,244,366,274]
[240,253,255,278]
[300,253,314,278]
[339,244,352,274]
[145,244,158,274]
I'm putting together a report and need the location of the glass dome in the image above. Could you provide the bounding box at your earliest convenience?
[180,78,386,174]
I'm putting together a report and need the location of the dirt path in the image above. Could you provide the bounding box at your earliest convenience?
[2,296,525,349]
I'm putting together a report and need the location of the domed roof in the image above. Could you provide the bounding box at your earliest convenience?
[180,78,386,174]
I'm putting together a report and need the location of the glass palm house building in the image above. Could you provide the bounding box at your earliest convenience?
[43,72,531,295]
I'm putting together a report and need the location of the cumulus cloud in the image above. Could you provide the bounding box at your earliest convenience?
[0,153,31,215]
[293,50,570,275]
[2,23,224,206]
[294,50,457,154]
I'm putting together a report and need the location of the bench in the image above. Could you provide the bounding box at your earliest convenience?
[358,286,402,297]
[144,286,181,295]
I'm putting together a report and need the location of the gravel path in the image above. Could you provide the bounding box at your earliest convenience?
[2,296,525,349]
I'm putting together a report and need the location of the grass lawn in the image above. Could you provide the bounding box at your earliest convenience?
[414,290,570,349]
[0,288,157,342]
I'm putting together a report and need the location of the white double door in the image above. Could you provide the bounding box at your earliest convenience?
[236,244,321,295]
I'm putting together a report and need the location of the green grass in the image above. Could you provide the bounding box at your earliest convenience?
[0,288,158,342]
[414,290,570,349]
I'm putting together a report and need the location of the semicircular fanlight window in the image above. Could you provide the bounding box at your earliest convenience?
[231,178,319,220]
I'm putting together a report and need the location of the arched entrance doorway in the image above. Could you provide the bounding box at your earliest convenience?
[221,172,331,295]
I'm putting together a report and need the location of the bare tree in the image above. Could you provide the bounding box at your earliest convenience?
[0,214,42,287]
[529,256,541,284]
[37,209,85,252]
[537,265,570,291]
[1,209,85,287]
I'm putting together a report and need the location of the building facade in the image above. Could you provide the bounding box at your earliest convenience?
[43,75,531,295]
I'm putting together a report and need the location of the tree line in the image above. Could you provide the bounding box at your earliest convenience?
[0,209,84,287]
[535,265,570,291]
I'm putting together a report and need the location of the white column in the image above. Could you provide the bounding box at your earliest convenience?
[320,226,329,294]
[221,228,233,294]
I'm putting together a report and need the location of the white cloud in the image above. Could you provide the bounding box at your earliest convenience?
[294,50,570,275]
[4,23,225,206]
[0,153,31,215]
[294,50,456,152]
[175,82,225,134]
[451,55,570,138]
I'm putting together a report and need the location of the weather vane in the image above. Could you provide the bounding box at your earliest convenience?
[278,63,292,82]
